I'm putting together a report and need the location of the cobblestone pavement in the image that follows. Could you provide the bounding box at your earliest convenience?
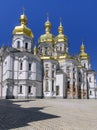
[0,99,97,130]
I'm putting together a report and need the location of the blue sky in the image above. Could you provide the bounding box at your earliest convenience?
[0,0,97,72]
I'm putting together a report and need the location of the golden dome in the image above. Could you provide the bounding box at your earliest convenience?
[38,17,55,44]
[79,42,89,59]
[13,13,34,38]
[45,20,52,30]
[55,20,68,43]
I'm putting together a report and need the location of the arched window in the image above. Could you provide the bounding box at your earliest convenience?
[45,70,48,77]
[52,80,54,91]
[52,71,54,78]
[29,63,31,71]
[60,46,62,51]
[89,77,91,82]
[90,90,92,95]
[79,78,81,82]
[73,73,75,79]
[28,86,32,94]
[17,41,20,48]
[56,86,59,95]
[52,65,54,68]
[67,81,70,89]
[73,82,75,92]
[84,63,86,68]
[20,62,23,70]
[18,85,22,93]
[66,66,70,73]
[25,43,28,49]
[45,64,48,68]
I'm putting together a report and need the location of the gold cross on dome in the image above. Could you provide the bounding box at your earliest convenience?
[22,7,26,15]
[60,17,62,26]
[46,13,49,21]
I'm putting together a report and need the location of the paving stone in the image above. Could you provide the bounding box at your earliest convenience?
[0,99,97,130]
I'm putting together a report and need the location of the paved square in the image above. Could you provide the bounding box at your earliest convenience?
[0,99,97,130]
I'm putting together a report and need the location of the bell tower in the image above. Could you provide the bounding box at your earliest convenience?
[54,19,68,56]
[79,42,90,69]
[12,12,34,52]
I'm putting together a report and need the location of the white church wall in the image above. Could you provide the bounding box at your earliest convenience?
[88,73,96,99]
[3,55,14,81]
[17,85,27,98]
[36,82,42,97]
[81,60,90,69]
[13,85,18,98]
[12,35,33,52]
[2,85,7,99]
[56,73,66,98]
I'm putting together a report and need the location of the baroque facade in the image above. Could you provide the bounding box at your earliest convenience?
[0,13,96,99]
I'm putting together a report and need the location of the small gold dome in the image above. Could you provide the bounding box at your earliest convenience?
[44,20,52,30]
[79,42,89,59]
[55,20,68,43]
[13,13,34,38]
[20,14,28,25]
[38,17,55,44]
[58,22,64,34]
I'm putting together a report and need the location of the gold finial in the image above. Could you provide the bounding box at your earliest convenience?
[60,17,62,26]
[80,41,85,52]
[46,13,49,21]
[82,40,84,46]
[44,13,52,33]
[79,41,89,59]
[20,7,28,25]
[22,7,26,15]
[55,18,68,43]
[22,7,25,15]
[58,17,64,34]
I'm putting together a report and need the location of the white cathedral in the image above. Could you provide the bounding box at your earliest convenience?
[0,13,96,99]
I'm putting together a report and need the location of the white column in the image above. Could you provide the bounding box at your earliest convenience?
[23,56,28,79]
[14,57,19,79]
[32,85,36,97]
[25,85,28,98]
[32,61,36,80]
[2,85,7,99]
[13,85,18,98]
[32,61,36,72]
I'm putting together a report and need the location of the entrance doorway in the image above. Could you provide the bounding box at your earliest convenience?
[56,86,59,95]
[6,86,14,99]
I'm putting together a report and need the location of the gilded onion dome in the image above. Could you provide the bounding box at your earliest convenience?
[13,13,34,38]
[38,17,55,44]
[79,42,89,59]
[55,19,68,43]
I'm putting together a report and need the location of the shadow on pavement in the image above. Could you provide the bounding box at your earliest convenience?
[0,99,59,130]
